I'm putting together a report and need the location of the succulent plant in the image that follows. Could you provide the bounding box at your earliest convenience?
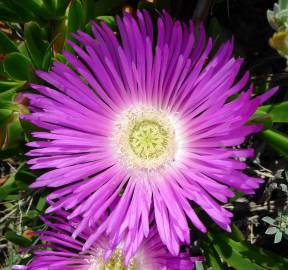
[263,213,288,244]
[267,0,288,31]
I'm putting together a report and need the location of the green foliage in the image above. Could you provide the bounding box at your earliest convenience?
[263,214,288,244]
[260,129,288,160]
[4,53,32,81]
[207,226,288,270]
[0,1,287,269]
[67,0,85,35]
[24,21,52,70]
[0,31,18,54]
[257,101,288,123]
[249,110,273,130]
[5,231,32,247]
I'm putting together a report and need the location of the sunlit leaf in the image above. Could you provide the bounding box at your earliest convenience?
[265,227,279,235]
[257,101,288,123]
[274,231,283,243]
[208,228,288,270]
[262,216,276,225]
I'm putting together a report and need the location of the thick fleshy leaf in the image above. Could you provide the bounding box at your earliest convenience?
[265,227,279,235]
[0,31,18,54]
[202,240,225,270]
[83,0,95,22]
[14,164,37,184]
[97,16,117,30]
[274,231,283,243]
[55,0,70,17]
[67,0,84,35]
[0,81,22,93]
[0,1,36,22]
[208,229,288,270]
[6,117,24,148]
[24,22,52,69]
[262,216,276,225]
[257,101,288,123]
[0,2,18,21]
[260,129,288,160]
[5,231,32,247]
[195,262,205,270]
[18,0,49,19]
[3,52,31,81]
[249,110,273,130]
[0,109,13,127]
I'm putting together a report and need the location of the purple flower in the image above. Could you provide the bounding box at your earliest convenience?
[24,10,277,258]
[12,212,197,270]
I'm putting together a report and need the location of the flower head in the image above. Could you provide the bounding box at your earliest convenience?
[24,10,277,258]
[12,212,197,270]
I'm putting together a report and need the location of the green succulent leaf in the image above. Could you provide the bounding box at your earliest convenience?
[0,3,18,21]
[249,110,273,130]
[5,231,32,247]
[55,0,70,17]
[6,117,24,148]
[0,1,36,22]
[0,31,18,54]
[265,227,279,235]
[83,0,95,22]
[202,239,226,270]
[0,109,13,127]
[36,196,47,212]
[260,129,288,160]
[279,0,288,10]
[24,21,52,70]
[14,164,37,184]
[97,16,117,30]
[4,52,31,81]
[67,0,84,36]
[42,0,58,15]
[262,216,276,225]
[0,81,22,93]
[274,231,283,243]
[257,101,288,123]
[195,261,205,270]
[208,228,288,270]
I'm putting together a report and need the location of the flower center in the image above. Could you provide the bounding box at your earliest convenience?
[112,105,180,173]
[129,120,168,159]
[88,248,136,270]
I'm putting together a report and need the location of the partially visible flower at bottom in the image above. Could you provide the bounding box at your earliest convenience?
[12,212,199,270]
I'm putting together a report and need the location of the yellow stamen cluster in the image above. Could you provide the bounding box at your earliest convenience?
[88,248,136,270]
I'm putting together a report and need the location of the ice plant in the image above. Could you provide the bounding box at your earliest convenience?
[12,212,197,270]
[24,10,277,258]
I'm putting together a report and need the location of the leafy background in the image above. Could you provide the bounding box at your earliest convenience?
[0,0,287,269]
